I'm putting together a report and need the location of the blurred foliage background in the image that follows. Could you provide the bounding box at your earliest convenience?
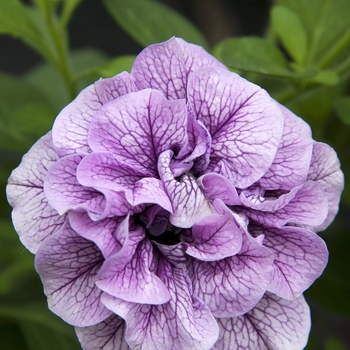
[0,0,350,349]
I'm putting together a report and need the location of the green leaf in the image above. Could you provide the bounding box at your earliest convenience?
[325,337,347,350]
[309,70,340,86]
[92,55,136,78]
[306,226,350,317]
[271,5,308,65]
[334,97,350,125]
[19,321,81,350]
[61,0,84,28]
[103,0,208,48]
[276,0,350,66]
[25,48,110,112]
[0,0,52,61]
[220,37,317,79]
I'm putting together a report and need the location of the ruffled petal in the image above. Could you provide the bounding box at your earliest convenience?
[52,85,101,156]
[186,213,243,261]
[243,181,328,228]
[96,218,170,305]
[131,37,225,100]
[259,104,313,190]
[94,71,137,105]
[189,231,273,318]
[308,142,344,231]
[215,293,310,350]
[102,250,219,350]
[6,132,65,253]
[188,67,284,188]
[34,222,111,327]
[76,314,130,350]
[88,89,188,177]
[250,224,328,299]
[158,150,212,228]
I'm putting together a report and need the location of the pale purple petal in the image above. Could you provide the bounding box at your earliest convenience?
[189,231,273,318]
[259,104,313,190]
[308,142,344,231]
[6,132,65,253]
[250,224,328,299]
[88,89,188,176]
[215,293,310,350]
[243,181,328,228]
[76,315,130,350]
[188,67,284,188]
[44,154,105,216]
[158,150,212,228]
[239,184,302,212]
[198,173,240,205]
[96,226,170,305]
[94,71,137,105]
[52,85,101,156]
[77,152,172,212]
[102,251,219,350]
[186,213,243,261]
[69,212,123,259]
[131,37,225,100]
[35,221,111,327]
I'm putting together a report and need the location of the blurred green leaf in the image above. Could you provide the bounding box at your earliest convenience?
[25,48,110,112]
[325,337,347,350]
[309,70,340,86]
[92,55,136,78]
[306,225,350,317]
[0,321,28,350]
[103,0,208,48]
[60,0,84,28]
[334,97,350,125]
[0,220,34,295]
[19,321,81,350]
[277,0,350,66]
[271,5,307,65]
[0,0,52,61]
[220,37,317,79]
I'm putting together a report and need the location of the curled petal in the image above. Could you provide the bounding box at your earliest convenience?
[6,132,65,253]
[88,88,188,176]
[188,66,284,188]
[35,222,111,327]
[259,104,313,190]
[250,224,328,299]
[69,212,123,259]
[243,181,328,228]
[215,292,310,350]
[76,314,129,350]
[102,252,219,350]
[94,71,137,105]
[198,173,240,205]
[189,231,273,318]
[158,150,212,228]
[186,213,243,261]
[308,142,344,231]
[96,220,170,305]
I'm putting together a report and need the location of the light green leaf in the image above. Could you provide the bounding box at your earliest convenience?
[277,0,350,66]
[61,0,84,28]
[309,70,340,86]
[334,97,350,125]
[220,37,317,79]
[271,5,307,65]
[103,0,208,48]
[93,55,136,77]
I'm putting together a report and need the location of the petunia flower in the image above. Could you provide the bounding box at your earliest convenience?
[7,38,344,350]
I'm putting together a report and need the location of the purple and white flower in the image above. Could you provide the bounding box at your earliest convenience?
[7,38,344,350]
